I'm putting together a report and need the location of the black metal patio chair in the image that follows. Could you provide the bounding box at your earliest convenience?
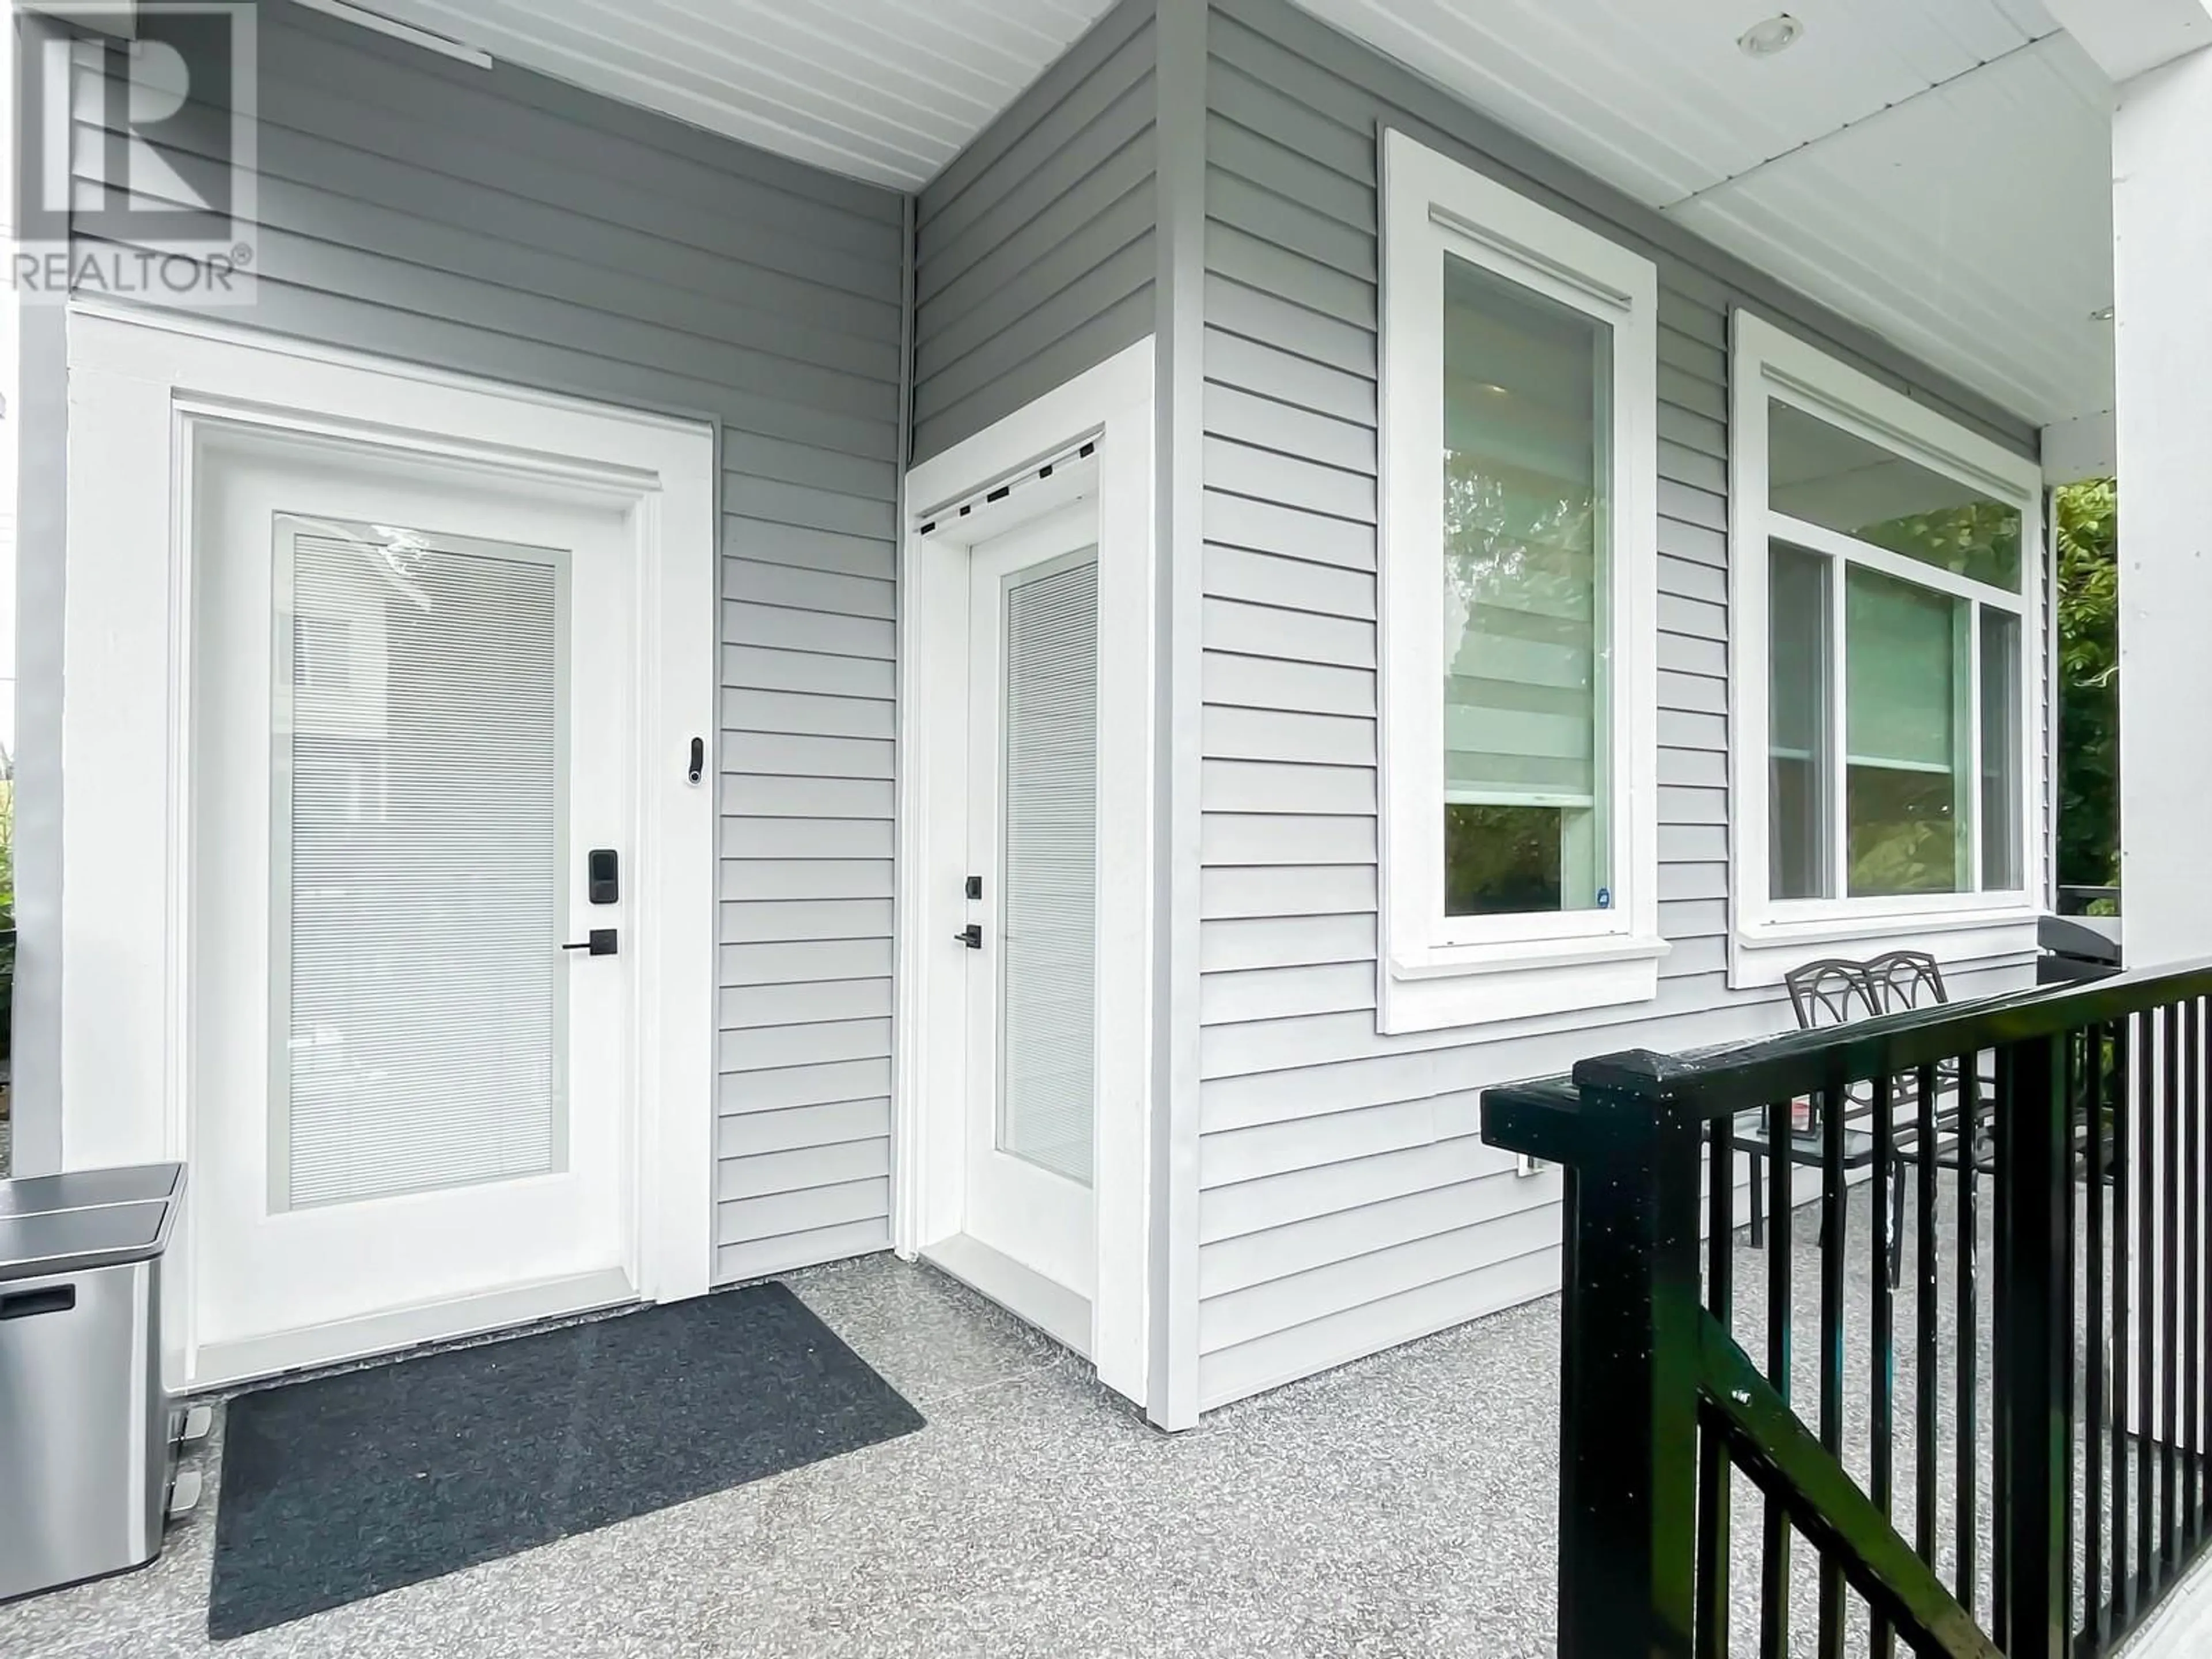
[1734,958,1884,1257]
[1862,950,1996,1287]
[1733,953,1991,1288]
[1730,948,2106,1290]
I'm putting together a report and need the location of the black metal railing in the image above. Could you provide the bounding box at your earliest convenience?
[1483,959,2212,1658]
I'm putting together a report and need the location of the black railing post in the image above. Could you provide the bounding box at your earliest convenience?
[1554,1065,1705,1659]
[1996,1033,2072,1658]
[1488,962,2212,1659]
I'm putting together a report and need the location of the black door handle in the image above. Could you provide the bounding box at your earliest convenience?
[953,924,982,950]
[561,929,618,956]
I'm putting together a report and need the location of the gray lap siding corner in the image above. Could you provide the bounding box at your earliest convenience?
[69,5,907,1283]
[911,0,1160,466]
[1192,0,2041,1410]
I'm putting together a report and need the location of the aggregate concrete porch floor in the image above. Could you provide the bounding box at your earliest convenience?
[7,1167,2144,1659]
[0,1251,1570,1659]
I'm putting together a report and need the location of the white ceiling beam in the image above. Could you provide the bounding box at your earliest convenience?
[2042,409,2117,483]
[2041,0,2212,83]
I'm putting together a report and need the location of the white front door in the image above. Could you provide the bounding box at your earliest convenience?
[190,423,639,1380]
[959,504,1103,1319]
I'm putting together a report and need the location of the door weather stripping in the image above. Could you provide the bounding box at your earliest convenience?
[918,440,1096,536]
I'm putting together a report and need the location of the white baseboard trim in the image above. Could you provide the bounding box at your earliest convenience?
[922,1233,1091,1359]
[190,1267,638,1391]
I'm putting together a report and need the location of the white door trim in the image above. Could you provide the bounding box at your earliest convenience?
[893,338,1157,1407]
[59,302,719,1391]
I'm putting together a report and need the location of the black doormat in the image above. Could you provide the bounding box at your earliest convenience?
[207,1282,923,1639]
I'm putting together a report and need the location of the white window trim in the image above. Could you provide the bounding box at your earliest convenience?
[1377,130,1665,1035]
[1728,312,2047,988]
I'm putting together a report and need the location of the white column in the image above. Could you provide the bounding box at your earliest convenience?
[2114,43,2212,967]
[2058,10,2212,1548]
[2108,39,2212,1504]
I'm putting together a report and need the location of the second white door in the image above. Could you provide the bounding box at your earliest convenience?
[961,503,1103,1315]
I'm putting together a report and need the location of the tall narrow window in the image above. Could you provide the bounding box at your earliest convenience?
[1980,607,2024,892]
[1769,543,1830,900]
[1379,130,1661,1033]
[998,555,1099,1186]
[1441,257,1610,918]
[1730,313,2043,986]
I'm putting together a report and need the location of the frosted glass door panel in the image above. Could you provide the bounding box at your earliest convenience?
[274,522,569,1210]
[997,555,1099,1187]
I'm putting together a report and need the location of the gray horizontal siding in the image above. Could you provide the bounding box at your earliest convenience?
[715,492,899,1282]
[911,0,1158,463]
[77,5,905,1285]
[1192,0,2041,1411]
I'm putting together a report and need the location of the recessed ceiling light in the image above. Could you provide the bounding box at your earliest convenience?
[1738,14,1806,57]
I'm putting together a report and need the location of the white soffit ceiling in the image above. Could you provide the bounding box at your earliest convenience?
[1296,0,2117,428]
[1671,33,2114,430]
[336,0,1122,190]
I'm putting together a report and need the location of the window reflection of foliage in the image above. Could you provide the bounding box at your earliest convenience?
[1855,499,2021,587]
[1441,449,1590,913]
[1445,805,1562,915]
[1441,451,1593,631]
[2054,479,2118,893]
[1847,767,1958,897]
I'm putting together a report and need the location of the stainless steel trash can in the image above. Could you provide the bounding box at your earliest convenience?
[0,1162,184,1602]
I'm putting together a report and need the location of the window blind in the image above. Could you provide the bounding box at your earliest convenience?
[1844,565,1961,774]
[1441,253,1605,810]
[278,525,567,1210]
[997,556,1099,1188]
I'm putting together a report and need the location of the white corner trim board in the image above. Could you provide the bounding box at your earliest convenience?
[893,337,1158,1411]
[60,301,719,1388]
[1724,310,2047,990]
[1376,130,1666,1034]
